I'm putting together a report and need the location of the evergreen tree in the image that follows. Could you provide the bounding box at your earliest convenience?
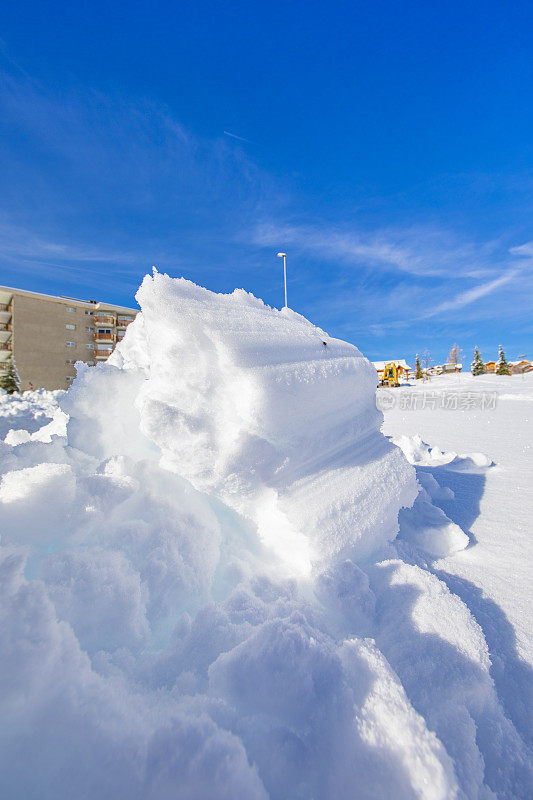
[471,346,486,376]
[0,361,20,394]
[415,354,423,379]
[496,345,511,375]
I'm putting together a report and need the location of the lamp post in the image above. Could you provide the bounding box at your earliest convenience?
[277,252,287,308]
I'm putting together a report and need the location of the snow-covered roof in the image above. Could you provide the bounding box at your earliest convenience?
[372,360,412,371]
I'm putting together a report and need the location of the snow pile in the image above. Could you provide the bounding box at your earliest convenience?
[391,435,489,557]
[0,388,66,443]
[0,273,531,799]
[95,275,416,570]
[393,433,493,472]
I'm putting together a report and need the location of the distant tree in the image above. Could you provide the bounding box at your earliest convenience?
[448,343,461,366]
[421,349,433,380]
[471,346,486,376]
[415,354,423,379]
[496,345,511,375]
[0,361,20,394]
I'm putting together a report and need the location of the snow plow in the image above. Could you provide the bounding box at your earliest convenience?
[379,362,401,387]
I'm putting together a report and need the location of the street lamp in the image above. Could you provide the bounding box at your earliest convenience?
[277,252,287,308]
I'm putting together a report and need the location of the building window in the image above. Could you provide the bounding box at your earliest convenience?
[85,344,94,349]
[66,323,76,330]
[85,310,93,315]
[65,359,76,365]
[85,326,94,332]
[66,375,75,382]
[66,341,76,348]
[66,307,76,313]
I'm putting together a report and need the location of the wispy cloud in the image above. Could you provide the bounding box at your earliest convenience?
[0,219,140,264]
[509,241,533,260]
[251,221,502,279]
[423,269,521,318]
[247,216,533,349]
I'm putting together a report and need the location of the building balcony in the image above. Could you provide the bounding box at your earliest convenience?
[95,351,113,359]
[94,332,116,342]
[94,315,116,326]
[0,310,12,324]
[0,343,12,360]
[117,317,134,328]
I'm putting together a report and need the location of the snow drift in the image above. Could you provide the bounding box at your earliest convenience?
[0,272,530,800]
[68,274,417,572]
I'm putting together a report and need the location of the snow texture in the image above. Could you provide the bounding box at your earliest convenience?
[0,273,531,799]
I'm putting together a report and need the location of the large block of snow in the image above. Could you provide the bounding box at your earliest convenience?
[105,272,417,573]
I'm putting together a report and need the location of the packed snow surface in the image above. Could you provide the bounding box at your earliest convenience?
[0,272,531,799]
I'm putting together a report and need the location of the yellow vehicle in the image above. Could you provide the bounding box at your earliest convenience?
[379,362,401,387]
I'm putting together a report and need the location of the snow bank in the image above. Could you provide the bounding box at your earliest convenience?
[70,273,418,572]
[0,273,530,799]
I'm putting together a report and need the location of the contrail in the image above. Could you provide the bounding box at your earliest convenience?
[223,130,250,143]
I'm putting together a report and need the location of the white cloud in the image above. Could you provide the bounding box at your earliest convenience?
[423,269,521,318]
[509,241,533,259]
[251,221,502,279]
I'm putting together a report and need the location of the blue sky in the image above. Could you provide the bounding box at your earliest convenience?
[1,0,532,363]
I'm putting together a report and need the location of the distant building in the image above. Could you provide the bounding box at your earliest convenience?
[509,359,532,374]
[372,360,412,382]
[440,362,462,374]
[0,285,138,391]
[485,361,497,374]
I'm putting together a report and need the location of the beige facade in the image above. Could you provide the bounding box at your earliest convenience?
[0,286,138,391]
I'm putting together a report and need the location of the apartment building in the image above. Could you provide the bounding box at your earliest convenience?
[0,285,138,391]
